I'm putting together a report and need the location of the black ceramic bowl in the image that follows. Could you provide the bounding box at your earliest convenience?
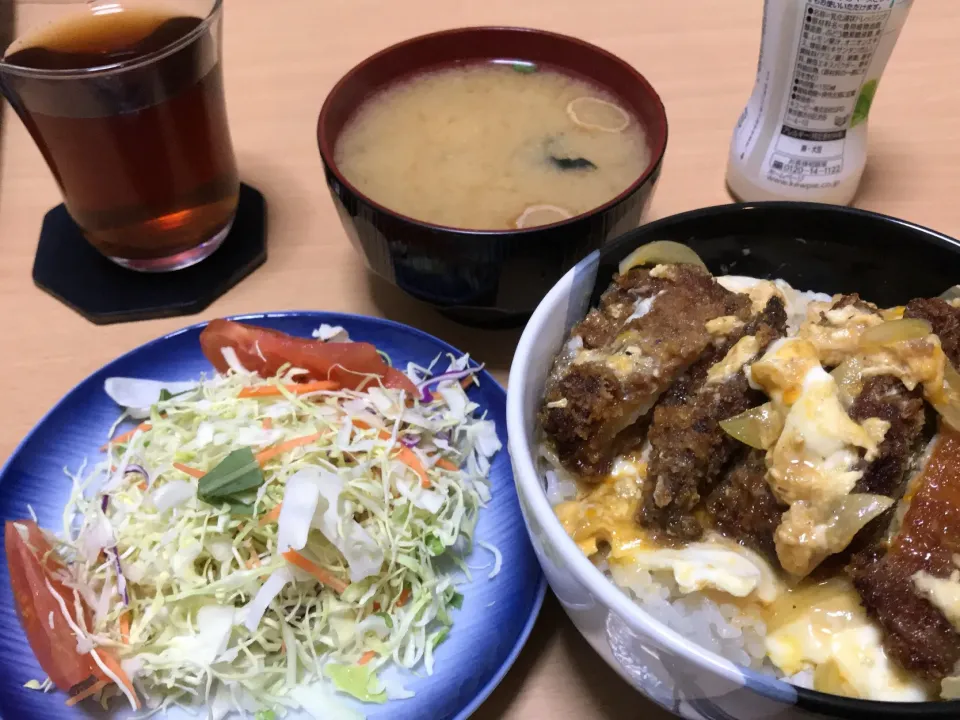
[317,26,667,327]
[508,201,960,720]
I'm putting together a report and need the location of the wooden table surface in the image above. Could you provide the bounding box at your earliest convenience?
[2,1,959,717]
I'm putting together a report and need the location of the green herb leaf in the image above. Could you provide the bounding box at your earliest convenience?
[425,533,445,556]
[431,627,449,649]
[511,61,537,74]
[449,591,464,610]
[374,611,394,629]
[158,387,190,402]
[197,448,264,498]
[437,604,451,626]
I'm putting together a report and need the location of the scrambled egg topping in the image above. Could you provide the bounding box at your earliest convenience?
[860,334,946,396]
[799,300,885,366]
[705,315,745,337]
[620,534,782,602]
[706,335,761,384]
[913,559,960,632]
[765,579,929,701]
[749,338,890,576]
[554,457,647,559]
[555,457,782,602]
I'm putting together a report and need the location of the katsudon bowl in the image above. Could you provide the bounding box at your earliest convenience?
[506,202,960,720]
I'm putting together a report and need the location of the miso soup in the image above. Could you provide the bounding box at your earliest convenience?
[334,63,650,230]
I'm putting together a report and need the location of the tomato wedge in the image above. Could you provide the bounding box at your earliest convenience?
[199,319,418,396]
[6,520,102,694]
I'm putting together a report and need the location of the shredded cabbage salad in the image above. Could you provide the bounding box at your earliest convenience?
[35,333,501,718]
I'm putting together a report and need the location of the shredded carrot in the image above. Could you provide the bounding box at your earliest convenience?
[94,649,141,710]
[245,541,261,569]
[65,678,110,707]
[261,417,273,430]
[100,422,151,451]
[258,503,282,526]
[435,458,459,472]
[256,432,321,465]
[396,587,411,607]
[358,650,377,666]
[136,481,148,492]
[461,376,476,390]
[173,462,205,479]
[238,380,340,399]
[395,447,430,488]
[119,612,130,643]
[281,549,349,594]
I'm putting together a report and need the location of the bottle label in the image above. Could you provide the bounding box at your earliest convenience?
[758,0,910,190]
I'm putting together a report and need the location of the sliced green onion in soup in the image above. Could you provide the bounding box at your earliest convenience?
[618,240,708,275]
[515,204,573,229]
[566,96,631,133]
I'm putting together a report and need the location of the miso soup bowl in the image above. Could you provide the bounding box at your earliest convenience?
[506,202,960,719]
[317,26,667,327]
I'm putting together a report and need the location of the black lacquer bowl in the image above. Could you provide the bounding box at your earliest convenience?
[507,202,960,720]
[317,26,667,327]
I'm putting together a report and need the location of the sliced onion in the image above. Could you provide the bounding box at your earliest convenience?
[931,360,960,432]
[831,357,864,406]
[107,547,129,605]
[719,403,784,449]
[566,96,631,132]
[824,493,895,551]
[618,241,708,276]
[858,318,932,349]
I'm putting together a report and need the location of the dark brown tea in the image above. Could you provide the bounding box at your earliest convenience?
[1,6,238,270]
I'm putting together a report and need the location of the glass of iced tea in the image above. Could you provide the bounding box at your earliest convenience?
[0,0,239,272]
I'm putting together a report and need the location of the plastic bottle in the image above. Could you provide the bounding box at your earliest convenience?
[726,0,914,205]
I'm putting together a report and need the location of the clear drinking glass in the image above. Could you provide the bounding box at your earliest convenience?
[0,0,239,272]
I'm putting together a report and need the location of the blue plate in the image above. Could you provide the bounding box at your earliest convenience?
[0,312,546,720]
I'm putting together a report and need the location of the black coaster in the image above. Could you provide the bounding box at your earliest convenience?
[32,183,267,325]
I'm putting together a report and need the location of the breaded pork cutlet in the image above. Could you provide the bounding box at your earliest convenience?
[905,297,960,366]
[849,376,928,498]
[706,448,785,558]
[540,264,751,477]
[638,296,788,540]
[848,428,960,682]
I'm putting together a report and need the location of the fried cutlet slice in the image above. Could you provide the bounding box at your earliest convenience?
[540,264,751,477]
[849,376,928,497]
[706,448,786,558]
[905,297,960,367]
[848,427,960,682]
[637,296,788,541]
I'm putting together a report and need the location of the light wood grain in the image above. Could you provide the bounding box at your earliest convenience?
[3,1,959,717]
